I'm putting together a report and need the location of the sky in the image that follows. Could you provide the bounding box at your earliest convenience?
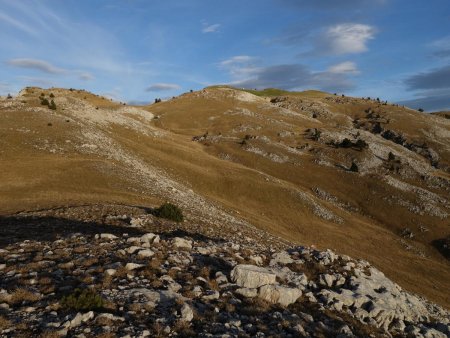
[0,0,449,111]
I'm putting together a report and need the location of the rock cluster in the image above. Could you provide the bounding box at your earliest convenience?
[0,218,448,337]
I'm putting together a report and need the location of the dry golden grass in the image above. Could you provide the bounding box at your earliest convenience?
[9,288,41,305]
[0,316,11,330]
[1,86,449,309]
[39,331,60,338]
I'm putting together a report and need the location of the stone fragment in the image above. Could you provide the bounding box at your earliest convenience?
[319,274,336,288]
[70,311,94,328]
[125,263,144,270]
[98,234,118,240]
[258,285,302,307]
[137,249,154,258]
[270,251,294,266]
[173,237,192,250]
[105,269,117,276]
[230,264,276,288]
[140,233,160,244]
[127,246,141,254]
[96,313,125,322]
[180,303,194,322]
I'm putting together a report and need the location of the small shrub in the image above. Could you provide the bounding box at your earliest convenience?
[340,138,353,148]
[349,161,359,172]
[7,93,12,99]
[40,98,49,106]
[49,93,55,98]
[49,100,57,110]
[354,139,368,150]
[154,203,183,222]
[418,108,424,112]
[60,288,104,311]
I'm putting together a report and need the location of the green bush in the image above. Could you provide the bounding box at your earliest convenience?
[49,93,55,98]
[60,289,104,311]
[155,203,184,222]
[40,98,49,106]
[49,100,57,110]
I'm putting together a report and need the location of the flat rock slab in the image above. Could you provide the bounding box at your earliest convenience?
[230,264,276,288]
[258,285,302,307]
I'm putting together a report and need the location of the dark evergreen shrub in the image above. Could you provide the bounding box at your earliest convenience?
[61,289,104,311]
[155,203,183,222]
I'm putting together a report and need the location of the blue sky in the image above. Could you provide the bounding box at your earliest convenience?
[0,0,449,110]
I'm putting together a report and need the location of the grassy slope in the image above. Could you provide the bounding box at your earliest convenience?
[0,86,449,308]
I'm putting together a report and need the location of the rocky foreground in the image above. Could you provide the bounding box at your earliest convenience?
[0,207,449,337]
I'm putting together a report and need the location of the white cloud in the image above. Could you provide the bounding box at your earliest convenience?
[202,23,221,33]
[324,23,376,54]
[328,61,359,74]
[146,83,181,92]
[6,58,66,74]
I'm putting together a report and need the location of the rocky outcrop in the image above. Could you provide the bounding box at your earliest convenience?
[0,217,448,338]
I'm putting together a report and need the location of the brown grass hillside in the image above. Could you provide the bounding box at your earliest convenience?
[1,86,449,308]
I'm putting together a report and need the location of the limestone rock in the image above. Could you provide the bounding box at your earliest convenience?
[235,288,258,298]
[125,263,144,270]
[230,264,276,288]
[180,303,194,322]
[258,285,302,307]
[137,249,154,258]
[173,237,192,250]
[270,251,294,266]
[98,233,118,240]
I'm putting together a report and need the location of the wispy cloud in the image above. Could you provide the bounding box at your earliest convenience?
[202,23,221,33]
[0,10,36,36]
[220,58,356,92]
[6,58,66,74]
[317,23,376,55]
[78,72,95,81]
[328,61,359,74]
[146,83,181,91]
[220,56,257,66]
[398,91,450,112]
[429,36,450,59]
[404,65,450,91]
[219,56,260,79]
[274,22,377,56]
[400,65,450,111]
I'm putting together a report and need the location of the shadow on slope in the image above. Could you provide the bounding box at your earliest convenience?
[0,213,225,249]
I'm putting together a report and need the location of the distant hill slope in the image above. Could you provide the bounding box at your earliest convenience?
[0,86,449,308]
